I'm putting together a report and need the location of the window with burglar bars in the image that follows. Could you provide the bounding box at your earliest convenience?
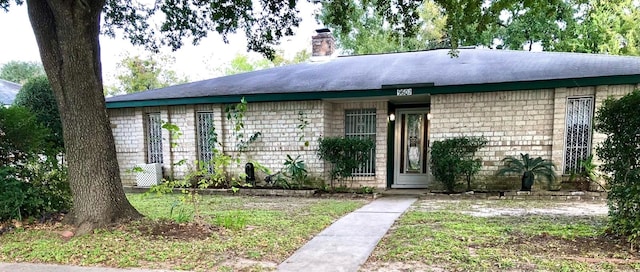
[563,97,594,174]
[146,112,163,164]
[345,109,376,176]
[197,112,216,173]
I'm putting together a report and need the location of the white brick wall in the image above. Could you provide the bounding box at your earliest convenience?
[109,84,637,188]
[430,85,637,179]
[431,89,555,176]
[110,108,145,185]
[326,101,388,188]
[221,100,326,179]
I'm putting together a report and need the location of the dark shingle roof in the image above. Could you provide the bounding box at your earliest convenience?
[0,79,21,105]
[106,48,640,104]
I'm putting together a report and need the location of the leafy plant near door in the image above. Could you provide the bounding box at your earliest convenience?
[317,137,374,189]
[496,153,557,191]
[430,136,487,193]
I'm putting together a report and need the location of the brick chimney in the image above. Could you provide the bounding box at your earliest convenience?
[312,28,335,57]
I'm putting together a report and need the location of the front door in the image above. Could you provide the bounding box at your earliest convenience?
[393,109,430,188]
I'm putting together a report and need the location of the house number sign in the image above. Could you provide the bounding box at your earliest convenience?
[396,88,413,96]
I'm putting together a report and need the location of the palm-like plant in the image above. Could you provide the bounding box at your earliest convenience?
[496,153,557,191]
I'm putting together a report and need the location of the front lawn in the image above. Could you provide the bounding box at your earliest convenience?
[0,194,368,271]
[364,199,640,272]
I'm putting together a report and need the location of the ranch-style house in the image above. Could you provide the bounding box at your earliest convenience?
[105,31,640,189]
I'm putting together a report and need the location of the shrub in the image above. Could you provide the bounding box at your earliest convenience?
[496,153,556,191]
[14,76,64,155]
[0,168,40,221]
[0,163,70,222]
[0,106,48,165]
[26,160,72,214]
[0,106,71,222]
[594,89,640,243]
[317,137,374,188]
[430,137,487,193]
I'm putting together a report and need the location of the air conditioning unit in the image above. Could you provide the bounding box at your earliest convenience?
[135,163,163,187]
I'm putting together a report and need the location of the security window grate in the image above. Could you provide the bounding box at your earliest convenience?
[564,97,594,174]
[345,109,376,176]
[146,113,163,164]
[197,112,216,173]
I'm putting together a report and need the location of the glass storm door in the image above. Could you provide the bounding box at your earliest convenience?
[393,109,430,188]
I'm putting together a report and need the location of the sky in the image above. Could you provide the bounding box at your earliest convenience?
[0,2,322,85]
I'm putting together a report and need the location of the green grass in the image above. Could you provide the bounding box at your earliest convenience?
[0,194,368,271]
[368,200,638,272]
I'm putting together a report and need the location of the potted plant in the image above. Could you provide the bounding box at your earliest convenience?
[569,155,606,191]
[496,153,557,191]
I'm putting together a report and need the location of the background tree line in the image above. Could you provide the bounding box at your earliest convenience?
[319,0,640,56]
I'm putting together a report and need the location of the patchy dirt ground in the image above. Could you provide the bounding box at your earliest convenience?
[411,199,608,216]
[134,219,219,240]
[363,199,639,272]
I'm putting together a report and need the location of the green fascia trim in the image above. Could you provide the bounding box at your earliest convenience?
[106,89,400,108]
[106,74,640,109]
[424,74,640,95]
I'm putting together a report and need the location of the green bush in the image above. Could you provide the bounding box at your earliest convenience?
[317,137,375,188]
[26,160,72,214]
[594,89,640,243]
[0,106,71,222]
[0,168,41,221]
[0,106,48,165]
[0,163,70,222]
[430,137,487,193]
[14,76,64,155]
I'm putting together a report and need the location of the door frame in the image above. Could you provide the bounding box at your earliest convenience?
[392,107,431,188]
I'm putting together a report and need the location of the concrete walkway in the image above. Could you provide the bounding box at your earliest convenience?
[278,196,417,272]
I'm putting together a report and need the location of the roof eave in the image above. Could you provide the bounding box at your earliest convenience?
[106,74,640,109]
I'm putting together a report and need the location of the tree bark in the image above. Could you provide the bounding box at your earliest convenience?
[26,0,142,234]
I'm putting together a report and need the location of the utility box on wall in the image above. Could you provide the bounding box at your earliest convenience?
[135,163,163,187]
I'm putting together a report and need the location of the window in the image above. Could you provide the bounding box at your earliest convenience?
[197,112,216,172]
[563,97,594,174]
[345,109,376,176]
[146,112,163,164]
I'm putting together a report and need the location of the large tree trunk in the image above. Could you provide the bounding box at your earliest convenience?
[26,0,142,235]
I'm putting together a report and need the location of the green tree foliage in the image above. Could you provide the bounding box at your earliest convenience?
[13,76,64,155]
[319,0,640,55]
[319,0,447,54]
[0,106,48,165]
[107,54,188,95]
[430,137,487,193]
[496,153,557,191]
[0,60,45,84]
[496,1,574,51]
[222,54,274,75]
[556,0,640,55]
[220,50,310,75]
[594,89,640,243]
